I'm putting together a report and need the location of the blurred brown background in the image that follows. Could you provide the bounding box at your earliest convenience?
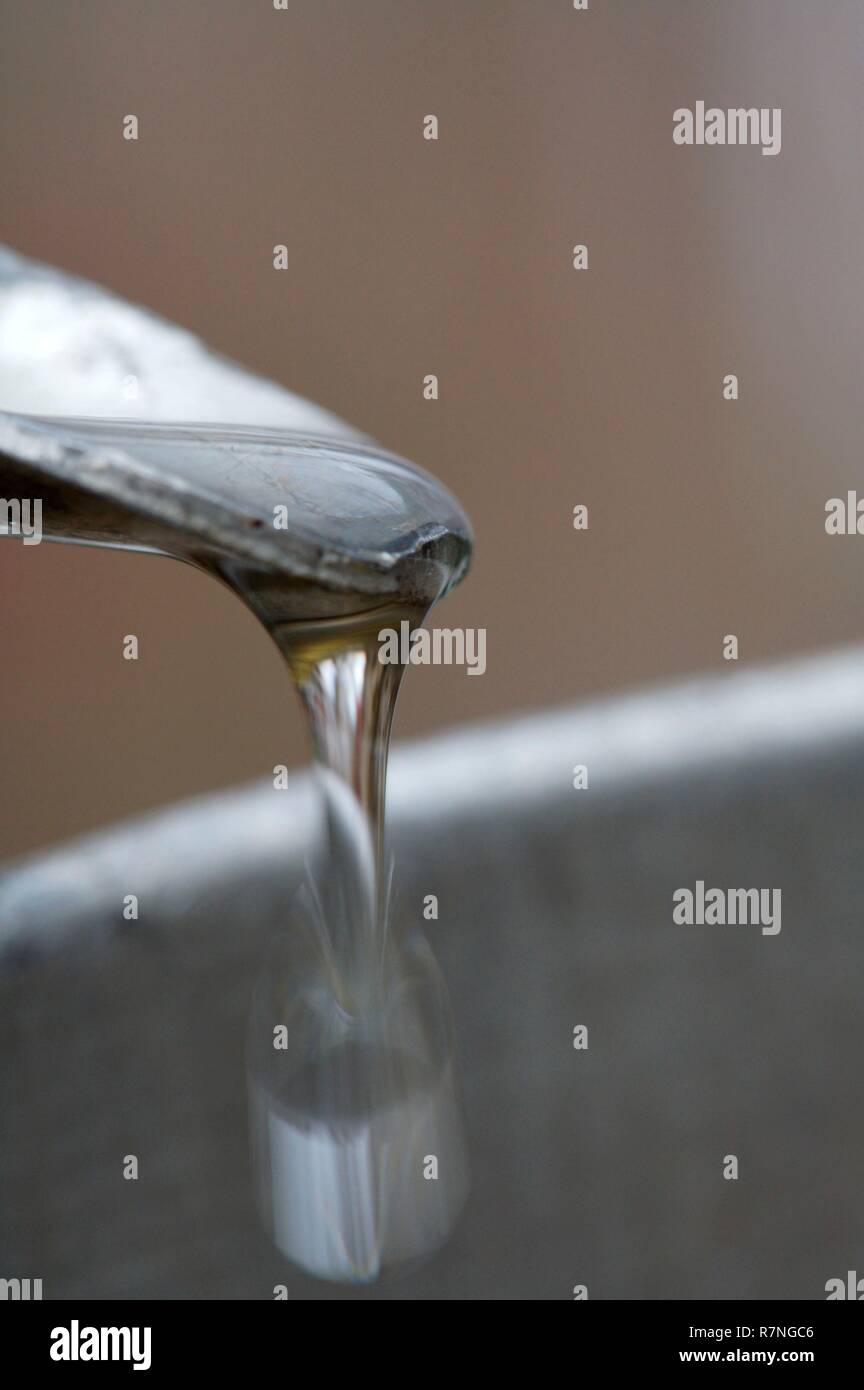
[1,0,863,857]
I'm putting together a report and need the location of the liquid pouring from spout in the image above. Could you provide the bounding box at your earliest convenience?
[0,248,474,1282]
[0,410,472,985]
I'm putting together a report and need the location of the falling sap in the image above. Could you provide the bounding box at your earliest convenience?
[219,441,472,1283]
[249,608,470,1282]
[0,411,473,1282]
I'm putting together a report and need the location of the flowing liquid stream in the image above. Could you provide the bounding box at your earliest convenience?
[0,414,472,1283]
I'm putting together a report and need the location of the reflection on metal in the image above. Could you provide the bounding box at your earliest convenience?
[0,246,470,605]
[0,244,354,431]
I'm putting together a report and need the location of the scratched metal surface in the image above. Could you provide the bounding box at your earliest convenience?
[2,647,863,1300]
[0,248,471,602]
